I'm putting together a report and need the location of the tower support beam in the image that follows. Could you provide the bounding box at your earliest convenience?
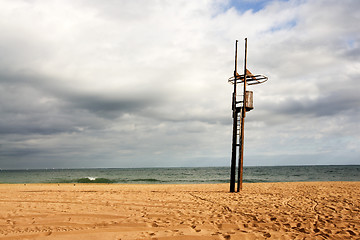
[237,38,247,192]
[229,40,238,193]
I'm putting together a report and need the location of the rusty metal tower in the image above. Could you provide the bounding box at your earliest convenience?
[228,38,268,192]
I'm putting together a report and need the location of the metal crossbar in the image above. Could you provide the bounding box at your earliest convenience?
[228,74,268,85]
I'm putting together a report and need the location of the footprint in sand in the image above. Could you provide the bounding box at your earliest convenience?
[40,231,52,236]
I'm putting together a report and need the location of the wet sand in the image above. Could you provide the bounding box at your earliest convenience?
[0,182,359,239]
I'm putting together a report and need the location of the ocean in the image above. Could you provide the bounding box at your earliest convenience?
[0,165,359,184]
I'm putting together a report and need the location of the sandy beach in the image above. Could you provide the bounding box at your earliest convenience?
[0,182,359,239]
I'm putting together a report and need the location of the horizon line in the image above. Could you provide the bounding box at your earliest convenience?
[1,164,359,171]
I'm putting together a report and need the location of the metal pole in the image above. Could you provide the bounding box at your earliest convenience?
[237,38,247,192]
[230,40,238,193]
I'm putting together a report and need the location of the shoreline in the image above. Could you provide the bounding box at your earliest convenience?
[1,180,360,186]
[1,179,360,183]
[0,182,359,239]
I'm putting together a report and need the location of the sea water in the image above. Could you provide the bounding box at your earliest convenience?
[0,165,359,184]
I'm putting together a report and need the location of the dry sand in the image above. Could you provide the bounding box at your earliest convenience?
[0,182,359,239]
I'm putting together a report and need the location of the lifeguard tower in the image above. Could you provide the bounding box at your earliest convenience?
[228,39,268,192]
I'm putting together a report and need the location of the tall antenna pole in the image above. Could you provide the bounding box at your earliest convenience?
[237,38,247,192]
[230,40,238,193]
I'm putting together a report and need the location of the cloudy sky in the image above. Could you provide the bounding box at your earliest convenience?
[0,0,359,169]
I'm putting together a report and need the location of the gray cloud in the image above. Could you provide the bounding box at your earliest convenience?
[0,0,359,169]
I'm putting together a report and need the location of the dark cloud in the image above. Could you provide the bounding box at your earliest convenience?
[0,68,163,137]
[68,94,159,119]
[270,90,360,118]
